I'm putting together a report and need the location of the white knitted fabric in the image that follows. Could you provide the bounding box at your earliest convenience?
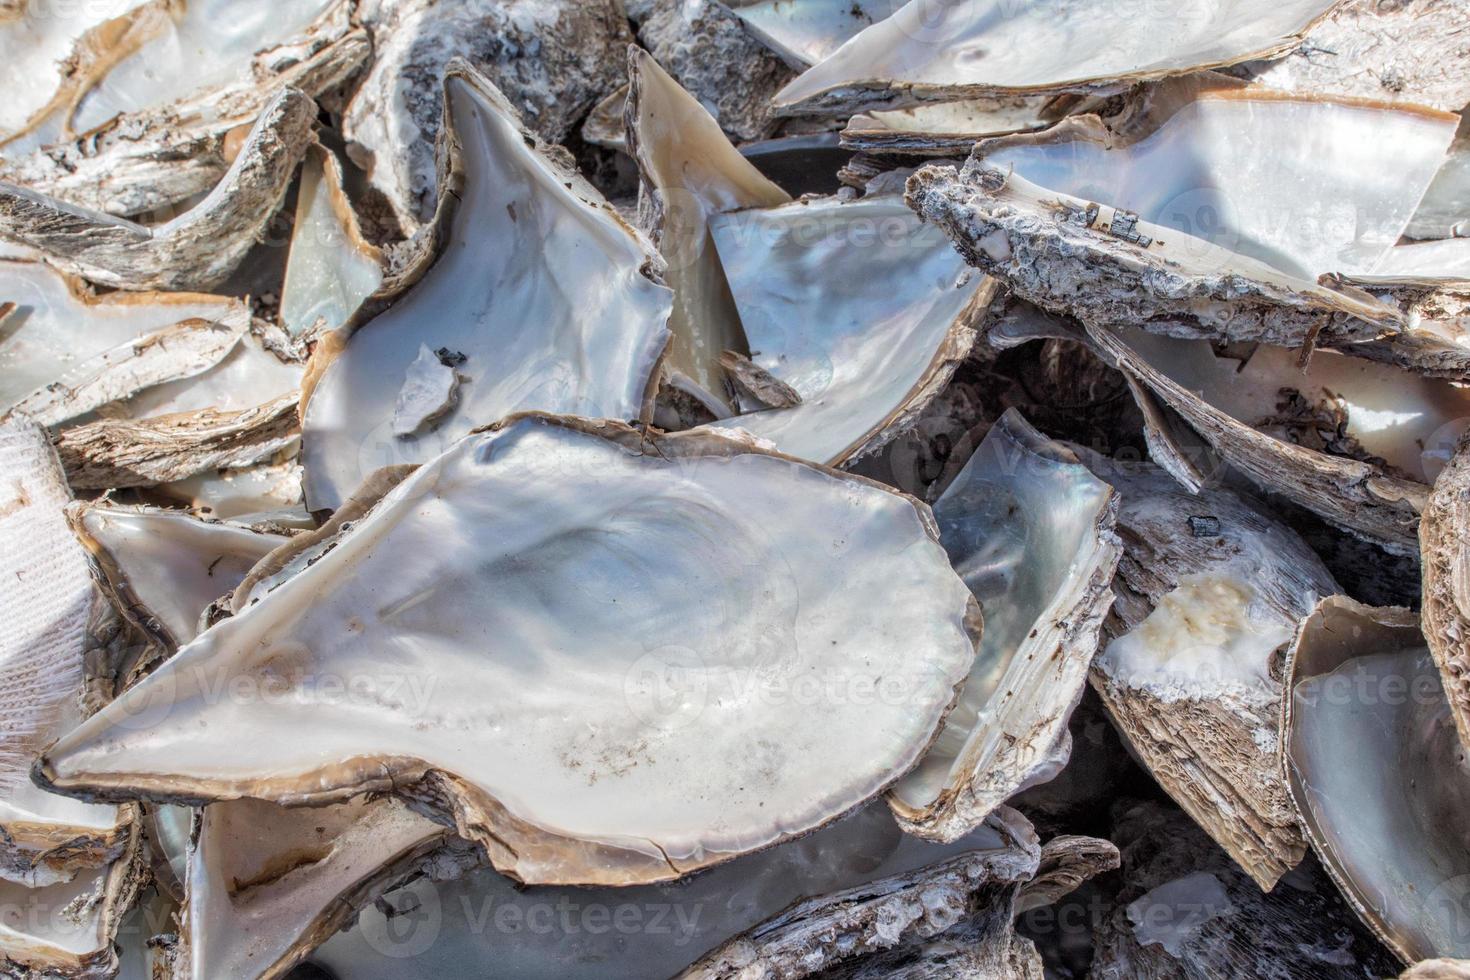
[0,416,89,793]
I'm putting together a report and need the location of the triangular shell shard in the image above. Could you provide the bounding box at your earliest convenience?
[301,61,673,512]
[974,91,1458,279]
[0,86,316,291]
[705,194,986,465]
[634,0,795,144]
[280,146,384,340]
[346,0,632,232]
[39,414,979,888]
[734,0,902,68]
[888,409,1120,841]
[772,0,1340,115]
[1283,597,1470,963]
[1079,452,1335,890]
[904,162,1404,348]
[625,46,791,416]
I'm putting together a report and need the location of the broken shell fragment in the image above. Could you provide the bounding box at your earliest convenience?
[625,46,791,416]
[0,0,341,155]
[1283,597,1470,962]
[391,344,462,438]
[0,820,144,980]
[0,261,244,413]
[279,146,384,340]
[0,87,316,291]
[182,796,457,980]
[1232,0,1470,111]
[1081,323,1436,554]
[56,393,300,491]
[973,90,1458,279]
[67,503,287,657]
[681,806,1042,978]
[346,0,632,231]
[1319,271,1470,382]
[0,2,366,219]
[773,0,1340,115]
[6,312,253,430]
[889,410,1120,841]
[636,0,796,143]
[904,162,1403,347]
[38,414,980,888]
[1082,452,1336,890]
[705,195,988,464]
[841,97,1055,156]
[302,61,672,512]
[720,350,802,411]
[1408,111,1470,241]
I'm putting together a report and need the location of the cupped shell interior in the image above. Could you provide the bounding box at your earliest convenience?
[302,63,672,511]
[40,415,979,887]
[1284,597,1470,962]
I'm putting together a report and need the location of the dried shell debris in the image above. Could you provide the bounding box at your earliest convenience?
[2,1,1470,976]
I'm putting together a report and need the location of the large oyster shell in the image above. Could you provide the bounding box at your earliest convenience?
[1083,452,1335,889]
[302,60,671,512]
[37,414,980,887]
[889,410,1120,840]
[1283,596,1470,962]
[905,161,1404,348]
[973,88,1458,279]
[773,0,1341,115]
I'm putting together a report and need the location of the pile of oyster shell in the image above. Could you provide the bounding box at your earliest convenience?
[2,0,1470,977]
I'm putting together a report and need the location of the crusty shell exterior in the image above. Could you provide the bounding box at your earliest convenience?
[1419,434,1470,754]
[0,1,365,218]
[0,88,316,291]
